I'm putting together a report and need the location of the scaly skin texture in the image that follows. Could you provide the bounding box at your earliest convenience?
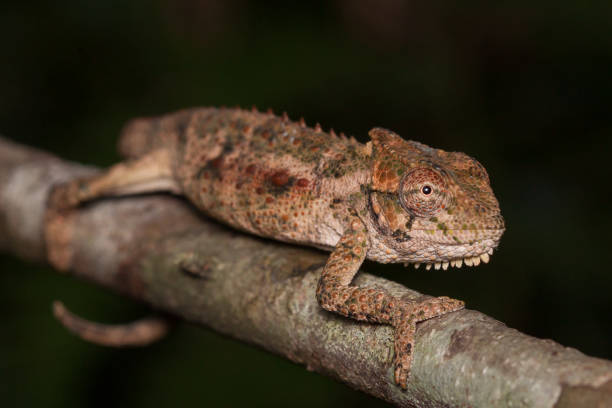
[48,107,505,389]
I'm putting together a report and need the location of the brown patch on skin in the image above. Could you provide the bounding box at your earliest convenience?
[210,156,223,169]
[380,197,399,230]
[270,170,289,187]
[245,164,256,174]
[372,164,401,193]
[296,178,309,188]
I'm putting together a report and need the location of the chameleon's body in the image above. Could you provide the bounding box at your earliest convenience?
[49,107,505,388]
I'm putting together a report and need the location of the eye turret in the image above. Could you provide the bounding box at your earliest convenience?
[399,168,449,217]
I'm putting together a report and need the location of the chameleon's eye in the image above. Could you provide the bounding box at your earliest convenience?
[399,168,448,216]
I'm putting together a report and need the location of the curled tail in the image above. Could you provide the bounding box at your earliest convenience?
[53,301,173,347]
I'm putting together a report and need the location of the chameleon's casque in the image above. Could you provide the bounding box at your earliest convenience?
[50,107,504,389]
[367,128,504,269]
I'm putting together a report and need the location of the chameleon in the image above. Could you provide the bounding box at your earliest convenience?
[47,107,505,388]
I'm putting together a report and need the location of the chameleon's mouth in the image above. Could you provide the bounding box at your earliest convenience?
[365,184,505,268]
[404,248,494,271]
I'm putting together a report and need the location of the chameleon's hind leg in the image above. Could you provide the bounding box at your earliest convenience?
[49,148,180,211]
[47,149,180,347]
[316,214,464,389]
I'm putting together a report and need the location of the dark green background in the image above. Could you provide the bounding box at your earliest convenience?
[1,1,611,406]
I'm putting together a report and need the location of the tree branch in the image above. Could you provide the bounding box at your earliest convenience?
[1,135,610,407]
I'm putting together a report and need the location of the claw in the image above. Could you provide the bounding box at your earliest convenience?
[395,364,408,390]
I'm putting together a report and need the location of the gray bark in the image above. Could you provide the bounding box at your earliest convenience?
[0,135,610,407]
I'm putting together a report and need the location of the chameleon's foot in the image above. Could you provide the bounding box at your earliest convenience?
[392,296,465,389]
[48,179,89,211]
[45,179,92,270]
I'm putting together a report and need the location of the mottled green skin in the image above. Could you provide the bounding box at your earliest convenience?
[58,107,504,389]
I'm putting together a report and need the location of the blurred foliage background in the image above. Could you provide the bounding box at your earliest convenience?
[1,1,611,406]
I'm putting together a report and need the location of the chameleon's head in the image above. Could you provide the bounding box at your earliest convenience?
[366,128,505,269]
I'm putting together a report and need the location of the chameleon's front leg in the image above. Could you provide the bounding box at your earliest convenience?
[316,215,464,389]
